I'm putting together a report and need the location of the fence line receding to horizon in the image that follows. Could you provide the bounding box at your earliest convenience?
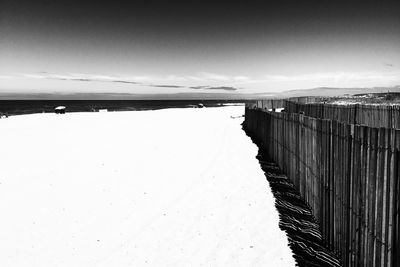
[244,98,399,267]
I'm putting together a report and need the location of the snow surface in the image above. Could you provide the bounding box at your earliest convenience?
[0,106,295,266]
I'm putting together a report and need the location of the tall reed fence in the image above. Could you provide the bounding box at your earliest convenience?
[251,97,324,110]
[244,107,400,267]
[253,99,400,128]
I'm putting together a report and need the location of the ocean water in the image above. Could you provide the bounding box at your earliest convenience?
[0,100,248,116]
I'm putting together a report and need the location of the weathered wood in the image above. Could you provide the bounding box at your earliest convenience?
[243,104,400,267]
[393,130,400,267]
[247,99,400,129]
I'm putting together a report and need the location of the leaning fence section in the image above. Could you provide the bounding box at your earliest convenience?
[244,107,400,267]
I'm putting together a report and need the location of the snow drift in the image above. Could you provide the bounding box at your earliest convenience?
[0,106,294,266]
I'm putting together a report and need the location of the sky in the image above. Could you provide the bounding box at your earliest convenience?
[1,0,400,97]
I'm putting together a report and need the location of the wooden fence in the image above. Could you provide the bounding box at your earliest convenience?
[244,107,400,267]
[285,102,400,129]
[253,99,400,128]
[253,97,324,110]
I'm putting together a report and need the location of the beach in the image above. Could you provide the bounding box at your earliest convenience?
[0,106,294,266]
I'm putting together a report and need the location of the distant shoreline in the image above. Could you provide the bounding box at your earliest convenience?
[0,100,248,117]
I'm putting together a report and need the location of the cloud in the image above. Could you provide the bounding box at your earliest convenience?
[204,86,238,91]
[0,75,14,79]
[23,74,48,79]
[17,70,400,93]
[23,73,143,84]
[149,84,185,88]
[197,72,231,81]
[189,86,207,89]
[262,71,400,84]
[189,85,239,91]
[70,78,91,82]
[196,72,250,82]
[147,84,238,90]
[111,80,140,85]
[18,72,241,91]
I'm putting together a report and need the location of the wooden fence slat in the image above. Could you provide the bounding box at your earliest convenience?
[243,104,400,267]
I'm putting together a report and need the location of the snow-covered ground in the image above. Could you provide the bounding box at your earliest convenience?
[0,106,294,266]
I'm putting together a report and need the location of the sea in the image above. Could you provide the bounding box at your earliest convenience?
[0,100,248,116]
